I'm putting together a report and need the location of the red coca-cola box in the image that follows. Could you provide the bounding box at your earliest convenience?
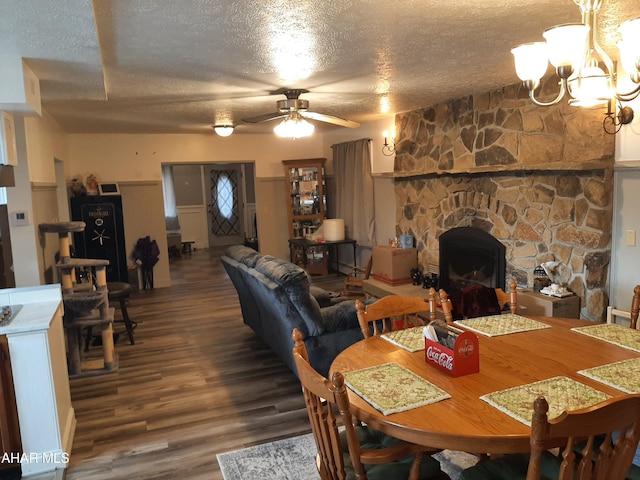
[424,326,479,377]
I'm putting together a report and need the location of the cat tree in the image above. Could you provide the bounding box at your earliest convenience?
[39,221,117,377]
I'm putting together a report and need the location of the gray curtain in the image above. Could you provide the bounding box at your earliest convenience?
[333,138,375,246]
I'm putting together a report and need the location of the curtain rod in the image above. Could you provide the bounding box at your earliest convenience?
[331,138,372,148]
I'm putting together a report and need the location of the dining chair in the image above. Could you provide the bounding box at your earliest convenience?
[607,285,640,329]
[291,328,450,480]
[355,295,432,339]
[342,255,373,299]
[439,289,454,324]
[440,279,518,322]
[459,394,640,480]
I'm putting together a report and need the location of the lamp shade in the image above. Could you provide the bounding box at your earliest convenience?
[568,64,611,107]
[274,113,314,138]
[619,17,640,44]
[543,23,589,69]
[618,41,640,76]
[213,125,234,137]
[511,42,548,81]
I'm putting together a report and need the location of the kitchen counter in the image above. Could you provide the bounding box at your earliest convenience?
[0,284,75,477]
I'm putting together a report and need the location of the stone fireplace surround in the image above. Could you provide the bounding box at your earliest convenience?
[391,82,615,321]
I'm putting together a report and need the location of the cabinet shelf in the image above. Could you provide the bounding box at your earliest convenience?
[283,158,328,274]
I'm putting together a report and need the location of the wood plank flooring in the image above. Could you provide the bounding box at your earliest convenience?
[61,246,346,480]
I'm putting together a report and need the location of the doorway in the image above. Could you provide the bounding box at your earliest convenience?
[164,162,256,249]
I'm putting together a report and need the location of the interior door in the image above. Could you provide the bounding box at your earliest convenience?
[207,164,245,246]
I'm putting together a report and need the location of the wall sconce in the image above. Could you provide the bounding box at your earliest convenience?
[604,100,635,134]
[382,130,395,156]
[213,125,235,137]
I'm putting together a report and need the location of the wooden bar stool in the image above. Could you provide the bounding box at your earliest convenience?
[84,282,136,350]
[107,282,136,345]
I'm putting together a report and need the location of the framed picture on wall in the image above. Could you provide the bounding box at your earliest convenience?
[0,112,18,166]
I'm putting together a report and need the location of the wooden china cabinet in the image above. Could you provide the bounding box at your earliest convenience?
[283,158,329,275]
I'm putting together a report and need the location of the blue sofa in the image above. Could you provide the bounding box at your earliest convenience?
[221,245,363,378]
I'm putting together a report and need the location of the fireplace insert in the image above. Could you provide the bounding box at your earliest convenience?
[439,227,506,293]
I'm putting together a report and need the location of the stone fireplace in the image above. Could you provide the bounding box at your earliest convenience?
[391,81,615,321]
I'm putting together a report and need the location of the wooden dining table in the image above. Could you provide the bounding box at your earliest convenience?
[330,316,640,455]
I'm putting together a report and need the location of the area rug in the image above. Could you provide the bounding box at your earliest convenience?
[217,432,479,480]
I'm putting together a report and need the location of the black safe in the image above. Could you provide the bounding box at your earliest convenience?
[70,195,128,283]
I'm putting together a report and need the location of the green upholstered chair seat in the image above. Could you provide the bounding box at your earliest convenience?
[459,451,561,480]
[340,427,445,480]
[572,434,640,480]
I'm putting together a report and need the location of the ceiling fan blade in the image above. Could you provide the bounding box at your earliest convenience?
[300,111,360,128]
[241,112,288,124]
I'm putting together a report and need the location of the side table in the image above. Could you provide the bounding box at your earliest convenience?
[518,290,580,318]
[288,238,357,276]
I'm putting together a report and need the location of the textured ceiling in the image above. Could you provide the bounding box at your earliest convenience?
[1,0,639,134]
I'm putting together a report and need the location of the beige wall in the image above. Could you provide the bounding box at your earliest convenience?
[119,182,170,287]
[9,107,398,288]
[24,111,68,183]
[66,132,324,180]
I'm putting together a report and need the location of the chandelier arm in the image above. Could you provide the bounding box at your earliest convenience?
[582,1,615,77]
[602,115,622,135]
[527,79,569,107]
[615,83,640,103]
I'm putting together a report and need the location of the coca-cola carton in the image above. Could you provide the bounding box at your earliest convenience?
[424,323,479,377]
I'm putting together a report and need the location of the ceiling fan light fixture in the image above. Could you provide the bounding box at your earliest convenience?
[213,125,235,137]
[274,112,314,139]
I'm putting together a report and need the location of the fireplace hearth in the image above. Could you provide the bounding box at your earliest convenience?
[439,227,506,293]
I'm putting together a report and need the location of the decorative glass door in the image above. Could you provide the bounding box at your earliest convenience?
[207,164,244,246]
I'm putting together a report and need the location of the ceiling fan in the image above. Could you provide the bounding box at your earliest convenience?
[241,89,361,129]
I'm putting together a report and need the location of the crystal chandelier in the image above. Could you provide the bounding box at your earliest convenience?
[511,0,640,134]
[274,111,315,138]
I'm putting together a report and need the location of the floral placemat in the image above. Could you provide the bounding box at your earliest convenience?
[578,357,640,394]
[571,323,640,353]
[381,327,425,352]
[480,376,610,426]
[344,363,450,416]
[455,314,551,337]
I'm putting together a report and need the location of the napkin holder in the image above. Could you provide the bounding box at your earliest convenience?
[424,324,479,377]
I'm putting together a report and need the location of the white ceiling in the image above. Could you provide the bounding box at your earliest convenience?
[2,0,639,135]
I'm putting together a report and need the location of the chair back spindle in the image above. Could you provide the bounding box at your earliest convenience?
[355,296,430,339]
[527,395,640,480]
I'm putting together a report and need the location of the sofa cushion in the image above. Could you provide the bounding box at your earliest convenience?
[254,255,311,287]
[310,285,334,307]
[225,245,261,268]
